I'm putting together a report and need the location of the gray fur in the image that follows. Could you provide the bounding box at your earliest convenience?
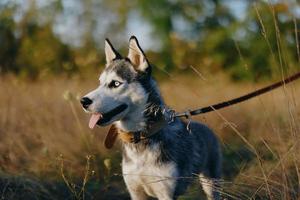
[82,38,222,200]
[106,59,136,83]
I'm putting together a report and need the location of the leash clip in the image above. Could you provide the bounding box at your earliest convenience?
[183,110,192,119]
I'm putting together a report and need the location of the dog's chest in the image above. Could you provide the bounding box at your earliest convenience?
[122,144,178,197]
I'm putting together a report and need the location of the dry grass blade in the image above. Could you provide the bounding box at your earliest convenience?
[294,17,300,63]
[59,154,93,200]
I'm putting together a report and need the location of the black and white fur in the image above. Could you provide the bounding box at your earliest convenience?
[81,36,222,200]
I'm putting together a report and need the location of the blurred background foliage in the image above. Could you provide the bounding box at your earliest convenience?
[0,0,299,81]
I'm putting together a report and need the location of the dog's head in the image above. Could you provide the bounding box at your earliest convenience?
[81,36,153,129]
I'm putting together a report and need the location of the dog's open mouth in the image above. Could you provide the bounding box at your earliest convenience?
[88,104,128,129]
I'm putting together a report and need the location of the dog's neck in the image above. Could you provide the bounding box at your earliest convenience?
[104,103,165,149]
[115,77,164,133]
[115,104,147,132]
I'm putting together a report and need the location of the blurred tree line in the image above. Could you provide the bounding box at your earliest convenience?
[0,0,299,80]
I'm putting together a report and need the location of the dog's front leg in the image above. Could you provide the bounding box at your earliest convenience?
[154,187,176,200]
[125,182,147,200]
[123,173,147,200]
[128,187,147,200]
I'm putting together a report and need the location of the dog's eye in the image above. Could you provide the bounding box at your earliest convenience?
[108,80,122,88]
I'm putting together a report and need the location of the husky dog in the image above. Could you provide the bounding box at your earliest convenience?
[80,36,222,200]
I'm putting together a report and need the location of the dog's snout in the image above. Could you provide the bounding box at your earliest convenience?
[80,97,93,109]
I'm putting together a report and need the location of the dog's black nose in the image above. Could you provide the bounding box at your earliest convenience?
[80,97,93,109]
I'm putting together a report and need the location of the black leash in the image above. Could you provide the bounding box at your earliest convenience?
[174,71,300,119]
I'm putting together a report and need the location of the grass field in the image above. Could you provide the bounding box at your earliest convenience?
[0,71,299,199]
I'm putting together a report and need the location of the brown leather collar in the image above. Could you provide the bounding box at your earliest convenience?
[104,118,167,149]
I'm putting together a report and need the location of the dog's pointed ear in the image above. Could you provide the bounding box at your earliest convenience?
[127,36,150,73]
[105,38,122,65]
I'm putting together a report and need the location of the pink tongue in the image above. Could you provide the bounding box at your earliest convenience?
[89,113,102,129]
